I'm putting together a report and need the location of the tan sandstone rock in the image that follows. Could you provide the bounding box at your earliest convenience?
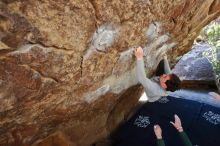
[0,0,220,146]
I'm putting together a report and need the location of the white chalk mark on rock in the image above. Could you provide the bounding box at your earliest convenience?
[108,21,177,95]
[146,22,161,41]
[156,42,176,56]
[84,24,119,60]
[83,21,177,102]
[143,34,170,56]
[104,68,138,94]
[119,48,135,61]
[112,47,135,76]
[84,85,110,103]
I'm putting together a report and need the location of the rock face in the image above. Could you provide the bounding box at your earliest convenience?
[0,0,220,146]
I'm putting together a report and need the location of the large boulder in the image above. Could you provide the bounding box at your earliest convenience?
[0,0,220,146]
[173,43,215,81]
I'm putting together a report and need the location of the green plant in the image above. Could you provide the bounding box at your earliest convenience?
[201,19,220,92]
[200,21,220,46]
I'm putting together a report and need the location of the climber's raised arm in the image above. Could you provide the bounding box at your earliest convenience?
[163,55,171,74]
[135,47,155,90]
[135,47,165,102]
[135,47,181,102]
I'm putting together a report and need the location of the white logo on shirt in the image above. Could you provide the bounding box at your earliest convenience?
[202,111,220,125]
[134,115,150,128]
[158,97,169,103]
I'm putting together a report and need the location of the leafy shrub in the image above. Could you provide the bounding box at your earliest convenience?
[200,18,220,92]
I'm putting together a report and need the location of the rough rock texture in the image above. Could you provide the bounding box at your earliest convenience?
[0,0,220,146]
[173,42,215,80]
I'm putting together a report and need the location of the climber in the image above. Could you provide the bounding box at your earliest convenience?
[135,47,181,102]
[153,114,193,146]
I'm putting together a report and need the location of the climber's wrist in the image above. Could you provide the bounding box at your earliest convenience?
[137,56,143,60]
[176,127,183,132]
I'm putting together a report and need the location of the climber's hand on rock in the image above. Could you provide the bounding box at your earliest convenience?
[135,47,143,60]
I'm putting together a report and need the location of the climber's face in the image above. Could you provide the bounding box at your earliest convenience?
[159,74,171,90]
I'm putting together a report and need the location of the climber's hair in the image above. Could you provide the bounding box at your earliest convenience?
[165,74,181,92]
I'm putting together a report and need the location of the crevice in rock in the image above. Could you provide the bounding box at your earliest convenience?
[172,18,176,24]
[95,48,107,53]
[80,55,84,78]
[27,41,73,52]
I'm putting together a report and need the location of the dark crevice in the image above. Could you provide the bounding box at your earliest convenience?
[80,55,84,78]
[172,18,176,24]
[95,48,107,54]
[155,59,165,76]
[152,21,158,28]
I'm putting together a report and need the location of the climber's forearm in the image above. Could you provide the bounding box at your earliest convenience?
[136,59,149,84]
[179,131,193,146]
[163,56,171,74]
